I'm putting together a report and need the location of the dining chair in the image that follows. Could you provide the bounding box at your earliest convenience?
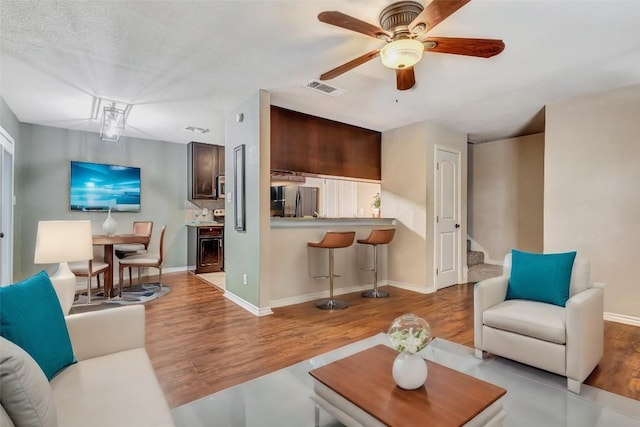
[117,225,166,297]
[114,221,153,256]
[68,259,109,303]
[115,221,153,282]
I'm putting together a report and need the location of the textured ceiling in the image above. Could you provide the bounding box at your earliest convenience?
[1,0,640,145]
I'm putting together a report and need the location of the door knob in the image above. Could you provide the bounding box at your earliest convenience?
[455,224,460,229]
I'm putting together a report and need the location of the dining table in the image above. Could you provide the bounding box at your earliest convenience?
[92,234,151,298]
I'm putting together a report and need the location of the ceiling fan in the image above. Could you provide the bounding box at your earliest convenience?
[317,0,505,91]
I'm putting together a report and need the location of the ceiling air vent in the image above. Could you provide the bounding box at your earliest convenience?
[304,80,347,97]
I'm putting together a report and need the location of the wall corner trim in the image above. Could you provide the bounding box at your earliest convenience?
[224,290,274,317]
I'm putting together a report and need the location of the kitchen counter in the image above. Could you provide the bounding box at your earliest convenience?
[185,222,224,227]
[270,217,395,228]
[269,219,396,308]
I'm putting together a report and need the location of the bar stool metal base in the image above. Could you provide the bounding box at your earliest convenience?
[315,299,348,310]
[361,289,389,298]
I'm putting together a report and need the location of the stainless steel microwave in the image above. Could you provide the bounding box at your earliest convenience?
[217,176,225,198]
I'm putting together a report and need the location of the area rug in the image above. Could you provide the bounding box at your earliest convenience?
[172,333,640,427]
[70,283,170,314]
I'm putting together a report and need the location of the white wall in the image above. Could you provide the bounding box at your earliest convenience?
[545,83,640,318]
[468,133,544,261]
[382,120,467,292]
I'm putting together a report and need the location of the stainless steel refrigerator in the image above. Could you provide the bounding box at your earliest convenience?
[270,186,318,217]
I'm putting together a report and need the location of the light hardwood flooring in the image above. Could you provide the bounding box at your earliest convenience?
[143,272,640,409]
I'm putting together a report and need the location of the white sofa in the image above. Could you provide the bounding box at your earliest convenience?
[474,253,604,394]
[1,305,175,426]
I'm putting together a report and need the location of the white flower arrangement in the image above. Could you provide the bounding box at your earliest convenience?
[388,314,431,354]
[389,328,431,354]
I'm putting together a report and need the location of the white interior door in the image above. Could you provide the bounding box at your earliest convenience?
[435,148,460,289]
[0,127,15,286]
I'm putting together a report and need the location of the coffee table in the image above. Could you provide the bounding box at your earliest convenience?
[309,345,506,427]
[172,334,640,427]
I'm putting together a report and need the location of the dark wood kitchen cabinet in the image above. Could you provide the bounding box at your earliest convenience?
[270,106,381,180]
[187,225,224,273]
[188,142,225,200]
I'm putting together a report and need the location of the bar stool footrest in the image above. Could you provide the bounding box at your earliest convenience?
[313,274,341,279]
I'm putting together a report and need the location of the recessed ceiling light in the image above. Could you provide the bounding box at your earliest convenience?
[184,126,211,134]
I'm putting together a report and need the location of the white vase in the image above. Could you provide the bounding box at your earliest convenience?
[102,208,117,236]
[392,351,428,390]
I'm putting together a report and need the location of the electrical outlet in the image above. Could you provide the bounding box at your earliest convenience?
[243,274,248,285]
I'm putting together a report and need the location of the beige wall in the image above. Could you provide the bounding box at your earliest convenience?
[382,120,467,292]
[545,83,640,318]
[268,222,393,306]
[468,133,544,261]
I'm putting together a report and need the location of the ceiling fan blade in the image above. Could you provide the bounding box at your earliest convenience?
[423,37,505,58]
[409,0,471,35]
[318,11,392,40]
[320,49,381,80]
[396,67,416,91]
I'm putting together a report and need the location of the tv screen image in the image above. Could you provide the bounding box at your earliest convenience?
[70,161,141,212]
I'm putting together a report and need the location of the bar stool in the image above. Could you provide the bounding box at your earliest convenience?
[308,231,356,310]
[358,228,396,298]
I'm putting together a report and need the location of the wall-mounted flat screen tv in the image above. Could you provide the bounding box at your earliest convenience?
[70,161,141,212]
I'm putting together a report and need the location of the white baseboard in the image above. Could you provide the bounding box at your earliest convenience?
[603,312,640,327]
[387,281,436,294]
[269,283,375,308]
[224,290,274,317]
[163,266,189,274]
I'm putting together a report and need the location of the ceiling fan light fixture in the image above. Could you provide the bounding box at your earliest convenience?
[380,39,423,69]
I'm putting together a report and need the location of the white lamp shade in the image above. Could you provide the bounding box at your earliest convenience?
[380,39,424,69]
[34,220,93,264]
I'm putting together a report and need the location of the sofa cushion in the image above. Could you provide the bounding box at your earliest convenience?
[0,337,58,427]
[51,348,175,427]
[1,405,16,427]
[0,271,75,380]
[483,300,567,344]
[506,249,577,307]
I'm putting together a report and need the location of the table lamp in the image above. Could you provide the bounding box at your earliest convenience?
[34,220,93,315]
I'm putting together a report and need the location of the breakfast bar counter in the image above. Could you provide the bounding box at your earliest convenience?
[270,217,395,228]
[269,218,396,308]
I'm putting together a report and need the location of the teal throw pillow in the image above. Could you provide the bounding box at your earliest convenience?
[0,271,76,380]
[506,249,577,307]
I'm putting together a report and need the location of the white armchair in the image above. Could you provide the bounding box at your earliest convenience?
[474,253,604,394]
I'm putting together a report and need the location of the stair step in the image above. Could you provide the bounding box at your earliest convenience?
[467,250,484,267]
[468,263,503,283]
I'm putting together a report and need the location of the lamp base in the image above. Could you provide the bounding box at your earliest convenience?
[49,262,77,315]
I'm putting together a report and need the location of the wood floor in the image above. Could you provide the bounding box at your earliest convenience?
[144,272,640,409]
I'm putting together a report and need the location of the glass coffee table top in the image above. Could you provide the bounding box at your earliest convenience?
[172,333,640,427]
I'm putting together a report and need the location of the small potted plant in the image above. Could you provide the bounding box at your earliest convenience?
[372,192,381,218]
